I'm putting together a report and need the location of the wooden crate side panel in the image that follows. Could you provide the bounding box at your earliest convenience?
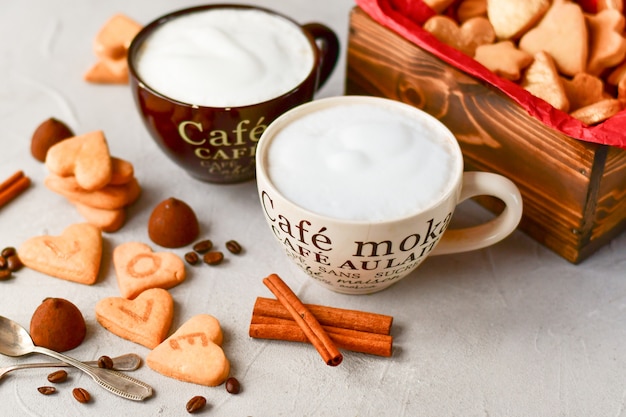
[345,7,602,262]
[593,147,626,240]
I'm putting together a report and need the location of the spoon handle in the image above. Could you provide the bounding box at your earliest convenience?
[32,346,153,401]
[4,353,142,374]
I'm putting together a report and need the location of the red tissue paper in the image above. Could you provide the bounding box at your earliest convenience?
[355,0,626,149]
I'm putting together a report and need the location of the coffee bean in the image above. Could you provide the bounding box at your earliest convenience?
[186,395,207,413]
[225,240,242,254]
[184,251,199,265]
[193,239,213,254]
[1,247,16,258]
[0,269,11,281]
[7,255,22,272]
[203,251,224,265]
[47,369,68,383]
[72,387,91,403]
[0,255,7,269]
[225,377,241,394]
[97,355,114,369]
[37,386,57,395]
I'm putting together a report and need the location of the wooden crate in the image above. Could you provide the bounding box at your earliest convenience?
[345,6,626,263]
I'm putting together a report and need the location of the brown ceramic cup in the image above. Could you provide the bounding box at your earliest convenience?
[128,4,340,183]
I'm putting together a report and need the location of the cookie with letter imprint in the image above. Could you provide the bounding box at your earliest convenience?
[18,223,102,285]
[147,314,230,386]
[96,288,174,349]
[113,241,186,299]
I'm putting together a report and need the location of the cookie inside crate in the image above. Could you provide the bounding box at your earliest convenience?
[345,1,626,263]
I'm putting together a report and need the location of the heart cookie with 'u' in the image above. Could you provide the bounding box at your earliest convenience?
[113,241,185,299]
[96,288,174,349]
[18,223,102,285]
[147,314,230,386]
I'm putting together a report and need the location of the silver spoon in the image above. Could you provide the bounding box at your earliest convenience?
[0,353,142,380]
[0,315,153,401]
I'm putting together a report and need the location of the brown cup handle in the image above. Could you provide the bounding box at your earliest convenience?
[303,23,340,91]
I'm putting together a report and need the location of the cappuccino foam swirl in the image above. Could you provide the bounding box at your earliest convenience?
[135,8,314,107]
[267,103,459,222]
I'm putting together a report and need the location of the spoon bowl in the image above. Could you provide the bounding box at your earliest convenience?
[0,316,35,357]
[0,315,153,401]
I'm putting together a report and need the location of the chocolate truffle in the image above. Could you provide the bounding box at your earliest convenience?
[148,197,199,248]
[30,117,74,162]
[30,298,87,352]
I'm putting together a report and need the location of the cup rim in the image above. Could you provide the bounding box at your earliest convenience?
[255,95,465,225]
[127,3,321,110]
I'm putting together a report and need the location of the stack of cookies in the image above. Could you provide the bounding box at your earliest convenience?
[44,130,141,232]
[422,0,626,125]
[84,13,142,84]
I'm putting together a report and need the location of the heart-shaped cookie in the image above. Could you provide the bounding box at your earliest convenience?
[423,15,495,56]
[114,242,185,299]
[521,51,570,112]
[96,288,174,349]
[519,0,588,76]
[45,130,112,191]
[93,14,142,60]
[146,314,230,386]
[487,0,550,40]
[109,157,135,185]
[45,174,141,210]
[73,202,126,233]
[85,14,142,84]
[18,223,102,285]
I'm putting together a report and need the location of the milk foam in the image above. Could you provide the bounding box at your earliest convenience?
[267,103,459,221]
[135,8,315,107]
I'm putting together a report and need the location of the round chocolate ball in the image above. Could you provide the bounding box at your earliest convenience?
[30,117,74,162]
[148,197,199,248]
[30,297,87,352]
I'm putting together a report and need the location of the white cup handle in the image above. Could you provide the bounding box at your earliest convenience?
[431,172,523,255]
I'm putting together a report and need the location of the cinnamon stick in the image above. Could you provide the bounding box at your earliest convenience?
[0,170,30,209]
[262,274,343,366]
[250,315,393,357]
[253,297,393,335]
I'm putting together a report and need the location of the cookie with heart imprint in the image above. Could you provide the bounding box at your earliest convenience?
[147,314,230,386]
[17,223,102,285]
[96,288,174,349]
[113,241,186,299]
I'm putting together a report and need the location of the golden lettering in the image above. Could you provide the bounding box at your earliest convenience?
[178,120,205,145]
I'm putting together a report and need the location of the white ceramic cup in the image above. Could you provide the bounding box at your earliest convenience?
[256,96,523,294]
